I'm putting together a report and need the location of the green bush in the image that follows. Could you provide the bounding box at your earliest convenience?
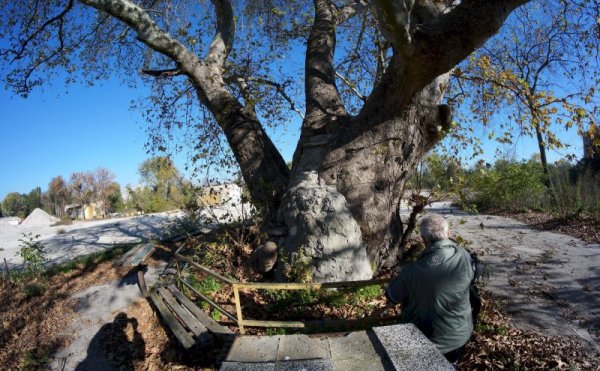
[468,160,546,211]
[17,233,45,275]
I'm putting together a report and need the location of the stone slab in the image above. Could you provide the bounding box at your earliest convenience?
[220,362,275,371]
[276,335,330,361]
[385,347,453,371]
[372,324,453,371]
[372,324,432,351]
[225,335,282,362]
[274,359,333,371]
[328,331,381,361]
[332,359,385,371]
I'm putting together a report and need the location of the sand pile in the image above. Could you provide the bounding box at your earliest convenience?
[20,208,60,227]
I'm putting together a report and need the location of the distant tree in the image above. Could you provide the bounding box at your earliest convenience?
[69,171,95,207]
[1,192,28,218]
[25,187,43,213]
[105,181,123,213]
[46,176,70,217]
[139,157,179,196]
[93,167,116,216]
[453,0,599,190]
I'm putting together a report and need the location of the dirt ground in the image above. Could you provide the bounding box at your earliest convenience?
[1,206,599,369]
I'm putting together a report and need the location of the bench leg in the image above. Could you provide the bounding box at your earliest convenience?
[137,265,149,297]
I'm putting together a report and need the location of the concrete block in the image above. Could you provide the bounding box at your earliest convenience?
[332,359,385,371]
[385,347,453,371]
[372,324,432,352]
[274,359,333,371]
[372,324,453,371]
[220,361,275,371]
[328,331,380,361]
[276,335,330,361]
[225,335,282,362]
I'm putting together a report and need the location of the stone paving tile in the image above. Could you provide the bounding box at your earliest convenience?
[372,324,432,352]
[276,335,330,361]
[225,335,282,362]
[332,359,385,371]
[220,361,275,371]
[328,331,380,361]
[274,359,333,371]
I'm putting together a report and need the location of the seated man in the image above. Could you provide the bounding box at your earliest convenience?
[386,213,475,362]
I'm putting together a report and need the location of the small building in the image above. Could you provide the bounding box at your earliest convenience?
[198,183,243,206]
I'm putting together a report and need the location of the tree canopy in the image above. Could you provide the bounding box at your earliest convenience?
[4,0,593,278]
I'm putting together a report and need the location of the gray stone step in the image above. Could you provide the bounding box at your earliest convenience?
[371,324,454,371]
[220,324,453,371]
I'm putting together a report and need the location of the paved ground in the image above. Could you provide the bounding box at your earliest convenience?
[50,265,164,371]
[0,204,250,268]
[221,324,453,371]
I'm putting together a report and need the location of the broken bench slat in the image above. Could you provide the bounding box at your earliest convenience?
[117,243,144,265]
[157,287,213,346]
[128,242,156,267]
[167,285,234,336]
[150,291,195,350]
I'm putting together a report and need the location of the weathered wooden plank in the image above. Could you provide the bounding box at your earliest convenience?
[157,287,211,342]
[128,242,155,266]
[149,291,195,349]
[167,285,234,335]
[117,243,145,266]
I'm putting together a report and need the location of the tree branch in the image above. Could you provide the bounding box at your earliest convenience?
[6,0,74,62]
[204,0,234,68]
[79,0,202,79]
[305,0,348,127]
[370,0,414,57]
[336,0,369,25]
[335,70,367,102]
[411,0,534,81]
[141,67,183,78]
[225,75,305,119]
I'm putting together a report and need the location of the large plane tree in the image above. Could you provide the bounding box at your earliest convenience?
[1,0,534,281]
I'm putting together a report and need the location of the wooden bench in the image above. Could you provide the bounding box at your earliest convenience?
[149,284,234,350]
[118,242,156,296]
[118,242,156,267]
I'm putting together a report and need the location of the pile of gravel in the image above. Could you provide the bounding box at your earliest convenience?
[20,208,60,227]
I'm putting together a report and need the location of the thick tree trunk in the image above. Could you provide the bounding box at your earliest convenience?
[277,72,451,281]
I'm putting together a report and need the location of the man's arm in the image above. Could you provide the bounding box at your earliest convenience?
[385,272,408,304]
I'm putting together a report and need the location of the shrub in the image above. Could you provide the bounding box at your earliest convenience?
[16,233,45,275]
[468,159,546,211]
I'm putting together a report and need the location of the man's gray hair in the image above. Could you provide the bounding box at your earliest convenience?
[420,213,449,243]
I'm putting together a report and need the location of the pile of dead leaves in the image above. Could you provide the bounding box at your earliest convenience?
[497,210,600,244]
[459,292,599,370]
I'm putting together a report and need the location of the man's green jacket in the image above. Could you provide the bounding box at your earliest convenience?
[386,239,475,354]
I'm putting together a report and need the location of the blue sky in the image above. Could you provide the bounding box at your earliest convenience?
[0,80,150,200]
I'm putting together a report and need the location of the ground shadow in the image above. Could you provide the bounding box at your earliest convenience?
[75,312,145,371]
